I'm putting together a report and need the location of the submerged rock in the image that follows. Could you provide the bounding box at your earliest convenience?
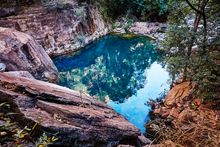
[0,27,58,83]
[0,72,142,146]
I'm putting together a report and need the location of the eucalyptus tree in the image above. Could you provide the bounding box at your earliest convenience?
[163,0,220,100]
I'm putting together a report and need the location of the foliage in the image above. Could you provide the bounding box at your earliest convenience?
[79,0,168,21]
[35,133,58,147]
[123,17,134,33]
[41,0,74,9]
[73,5,87,21]
[162,0,220,101]
[0,102,58,146]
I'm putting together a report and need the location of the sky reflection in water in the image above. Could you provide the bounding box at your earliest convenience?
[53,35,169,132]
[109,63,169,132]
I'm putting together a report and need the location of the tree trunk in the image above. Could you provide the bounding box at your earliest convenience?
[183,0,209,81]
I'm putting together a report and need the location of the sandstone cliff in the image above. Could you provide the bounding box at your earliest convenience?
[0,27,58,83]
[0,2,109,56]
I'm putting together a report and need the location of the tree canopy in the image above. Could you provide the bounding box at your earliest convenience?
[79,0,168,21]
[163,0,220,101]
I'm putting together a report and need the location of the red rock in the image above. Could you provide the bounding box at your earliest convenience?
[0,27,58,83]
[0,72,141,146]
[164,82,195,107]
[160,107,171,118]
[193,98,202,106]
[178,108,190,122]
[169,107,180,118]
[0,4,109,56]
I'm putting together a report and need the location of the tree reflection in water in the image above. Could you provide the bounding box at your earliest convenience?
[53,35,161,103]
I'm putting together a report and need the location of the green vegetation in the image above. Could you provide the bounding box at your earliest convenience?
[0,102,58,146]
[162,0,220,101]
[79,0,168,21]
[0,0,220,146]
[1,0,168,21]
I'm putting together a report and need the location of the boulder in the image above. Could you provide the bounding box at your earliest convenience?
[0,27,58,83]
[0,72,141,146]
[164,82,195,107]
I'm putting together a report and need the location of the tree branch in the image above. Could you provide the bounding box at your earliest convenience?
[185,0,203,14]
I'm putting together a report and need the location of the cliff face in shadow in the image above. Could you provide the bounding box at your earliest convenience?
[0,1,109,56]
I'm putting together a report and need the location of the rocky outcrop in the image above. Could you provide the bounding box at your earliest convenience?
[0,27,58,83]
[164,82,195,107]
[0,72,142,146]
[0,3,109,56]
[113,19,167,41]
[153,82,197,119]
[147,82,220,147]
[129,22,166,40]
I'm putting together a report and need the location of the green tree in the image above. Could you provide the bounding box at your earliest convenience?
[79,0,168,21]
[163,0,220,100]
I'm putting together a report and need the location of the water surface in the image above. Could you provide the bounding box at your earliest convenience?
[53,35,169,132]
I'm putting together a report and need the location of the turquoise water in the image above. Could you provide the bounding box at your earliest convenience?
[53,35,169,132]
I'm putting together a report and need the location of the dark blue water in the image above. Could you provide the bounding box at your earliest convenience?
[53,35,169,132]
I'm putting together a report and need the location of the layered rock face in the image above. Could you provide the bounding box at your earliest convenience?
[0,72,141,146]
[0,27,58,83]
[0,3,109,56]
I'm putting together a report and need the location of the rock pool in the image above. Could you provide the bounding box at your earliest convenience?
[53,35,169,132]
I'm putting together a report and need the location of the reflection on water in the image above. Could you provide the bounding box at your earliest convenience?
[53,35,169,132]
[109,63,169,132]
